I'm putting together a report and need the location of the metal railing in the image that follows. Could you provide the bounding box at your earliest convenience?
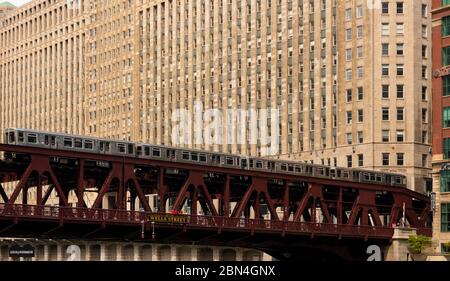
[0,203,430,239]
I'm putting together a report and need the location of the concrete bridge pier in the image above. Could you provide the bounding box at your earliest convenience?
[384,228,417,261]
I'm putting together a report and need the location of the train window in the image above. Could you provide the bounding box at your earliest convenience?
[51,136,56,146]
[63,138,73,147]
[226,157,234,165]
[364,173,370,180]
[182,151,190,160]
[395,177,402,184]
[256,161,263,168]
[295,166,301,173]
[145,146,150,156]
[105,142,110,152]
[191,153,198,161]
[117,144,126,153]
[18,132,24,143]
[44,135,49,145]
[167,150,175,158]
[212,154,220,163]
[152,148,161,157]
[27,133,37,143]
[376,175,382,182]
[281,164,287,171]
[136,146,142,156]
[84,140,93,149]
[199,154,207,162]
[128,144,134,154]
[330,169,336,177]
[99,142,104,151]
[8,132,15,143]
[74,139,82,148]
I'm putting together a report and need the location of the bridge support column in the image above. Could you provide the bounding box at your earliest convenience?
[151,246,157,261]
[385,227,416,261]
[99,244,107,261]
[236,249,243,261]
[191,247,198,261]
[213,248,220,261]
[133,245,139,261]
[171,246,177,261]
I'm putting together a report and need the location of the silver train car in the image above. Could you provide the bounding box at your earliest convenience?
[4,128,407,188]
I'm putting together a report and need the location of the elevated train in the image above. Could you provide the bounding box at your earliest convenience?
[3,128,407,188]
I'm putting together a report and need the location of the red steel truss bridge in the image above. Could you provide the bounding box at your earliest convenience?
[0,144,431,260]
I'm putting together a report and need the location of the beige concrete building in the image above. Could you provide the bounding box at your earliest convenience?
[0,0,432,192]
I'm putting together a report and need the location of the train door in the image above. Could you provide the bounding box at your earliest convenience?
[241,157,249,169]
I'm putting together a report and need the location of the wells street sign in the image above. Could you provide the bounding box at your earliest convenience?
[149,214,189,224]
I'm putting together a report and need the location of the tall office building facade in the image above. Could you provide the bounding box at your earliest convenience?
[0,0,432,192]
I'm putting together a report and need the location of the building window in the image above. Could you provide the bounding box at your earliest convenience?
[358,154,364,167]
[422,25,428,38]
[346,133,353,145]
[357,67,364,78]
[382,153,389,166]
[396,2,403,14]
[346,28,352,40]
[357,131,364,143]
[421,4,428,18]
[381,23,389,35]
[345,8,352,20]
[444,107,450,128]
[396,23,404,35]
[346,48,352,60]
[422,131,428,143]
[394,130,404,142]
[396,64,404,76]
[382,64,389,76]
[441,203,450,232]
[382,130,390,142]
[357,87,364,100]
[443,16,450,37]
[444,75,450,96]
[382,107,389,120]
[422,86,427,100]
[346,69,352,80]
[356,5,363,18]
[396,43,404,55]
[382,2,389,14]
[397,107,404,121]
[444,46,450,66]
[422,154,428,167]
[396,84,404,98]
[357,46,363,58]
[346,89,352,102]
[444,138,450,159]
[397,153,404,166]
[422,45,427,58]
[382,85,389,98]
[357,109,363,122]
[422,108,428,123]
[347,155,352,168]
[347,111,352,124]
[441,171,450,192]
[382,43,389,56]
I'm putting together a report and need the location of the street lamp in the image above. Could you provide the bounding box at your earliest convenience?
[140,208,145,239]
[151,221,156,240]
